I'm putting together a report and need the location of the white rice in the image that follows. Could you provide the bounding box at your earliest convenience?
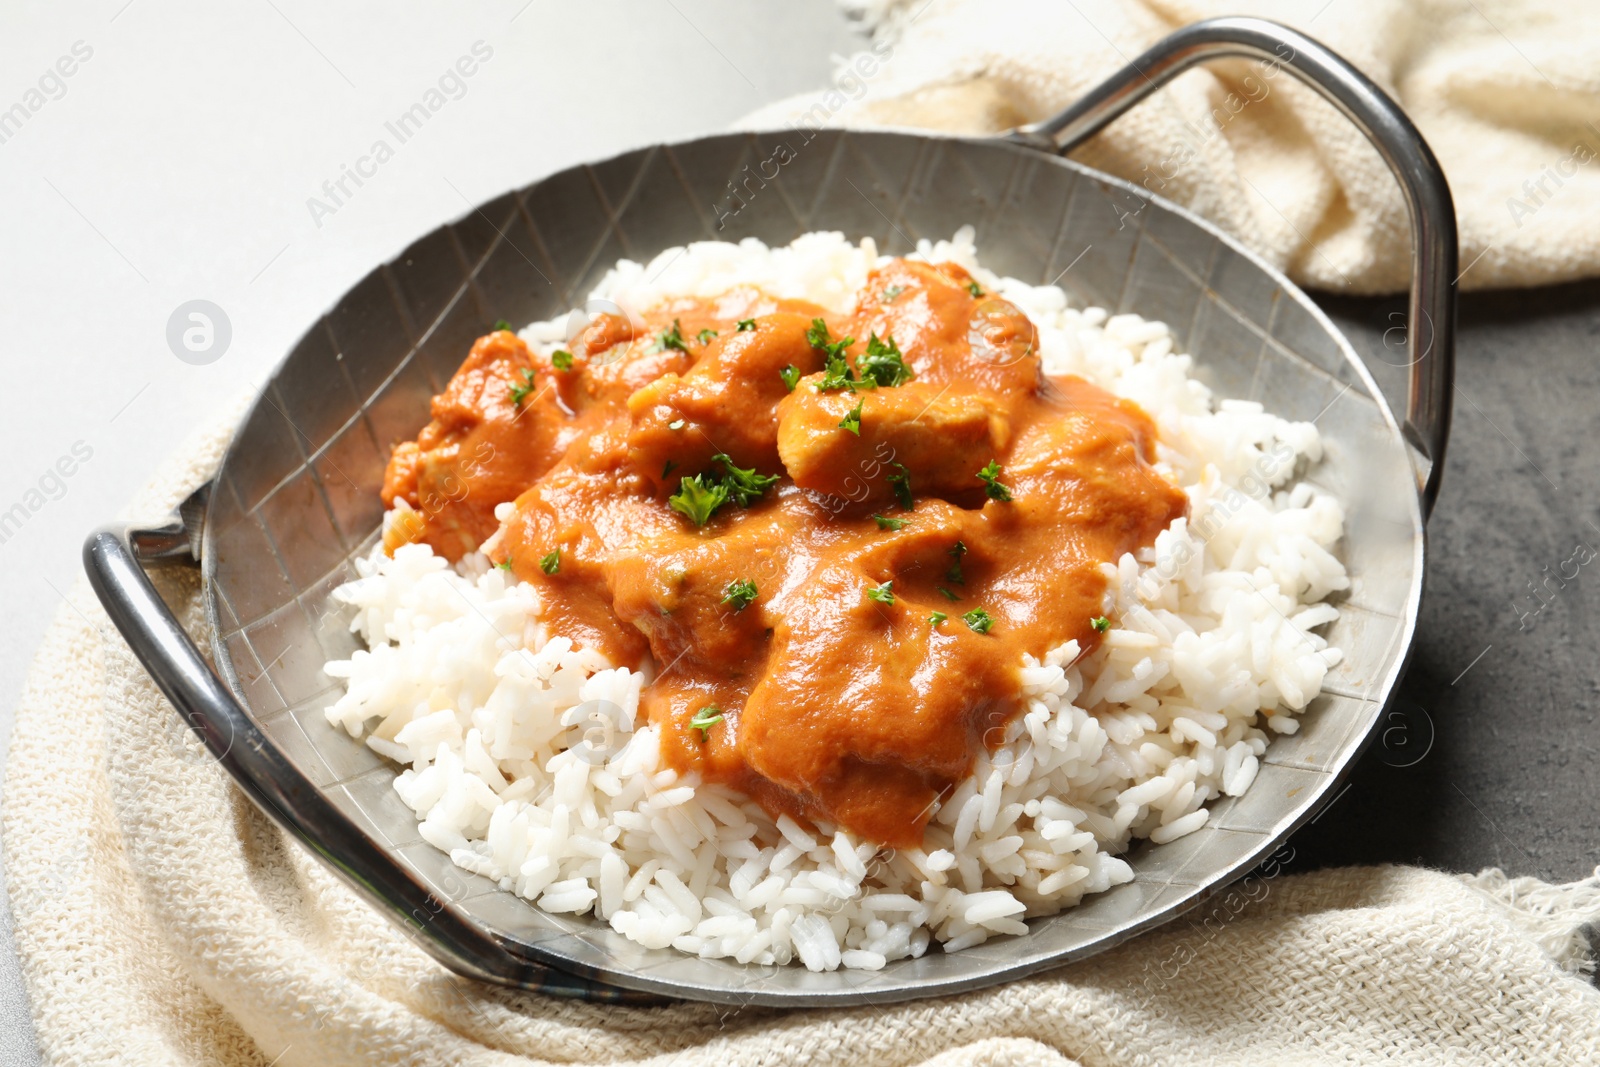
[324,228,1347,971]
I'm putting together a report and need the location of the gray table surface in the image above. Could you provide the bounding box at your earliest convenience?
[1296,288,1600,884]
[1,2,1595,1061]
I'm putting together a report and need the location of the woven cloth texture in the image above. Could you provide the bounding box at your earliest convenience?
[740,0,1600,295]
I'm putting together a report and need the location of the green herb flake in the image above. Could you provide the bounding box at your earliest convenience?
[977,459,1013,502]
[962,607,995,634]
[508,367,536,408]
[496,557,513,571]
[882,284,904,303]
[540,549,561,575]
[937,586,962,602]
[866,581,895,605]
[690,705,724,739]
[815,352,858,393]
[928,611,948,626]
[668,474,730,526]
[493,319,514,332]
[838,399,864,436]
[779,364,801,392]
[856,333,913,388]
[965,279,984,298]
[551,349,574,370]
[806,317,852,358]
[653,319,691,355]
[947,540,967,584]
[1090,615,1111,633]
[713,453,780,506]
[873,514,907,531]
[737,319,757,332]
[662,460,677,479]
[886,463,913,511]
[808,319,858,392]
[722,579,758,612]
[696,328,719,345]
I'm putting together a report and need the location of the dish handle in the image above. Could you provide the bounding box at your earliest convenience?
[81,486,663,1003]
[1010,15,1456,520]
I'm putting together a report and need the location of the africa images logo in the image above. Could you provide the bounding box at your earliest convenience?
[306,41,494,228]
[0,40,93,147]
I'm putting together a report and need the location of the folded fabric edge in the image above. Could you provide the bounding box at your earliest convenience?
[1460,866,1600,978]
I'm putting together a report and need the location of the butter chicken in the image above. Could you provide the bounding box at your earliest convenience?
[380,260,1186,849]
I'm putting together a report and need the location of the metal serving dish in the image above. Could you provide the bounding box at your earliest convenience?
[86,18,1454,1007]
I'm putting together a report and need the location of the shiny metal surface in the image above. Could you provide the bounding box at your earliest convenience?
[86,19,1453,1007]
[1013,16,1457,517]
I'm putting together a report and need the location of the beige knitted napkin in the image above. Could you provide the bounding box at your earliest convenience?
[5,408,1600,1065]
[741,0,1600,295]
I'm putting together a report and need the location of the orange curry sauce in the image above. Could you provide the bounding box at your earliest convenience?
[381,260,1187,848]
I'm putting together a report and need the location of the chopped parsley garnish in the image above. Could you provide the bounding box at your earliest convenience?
[886,463,913,511]
[722,579,758,611]
[1090,615,1111,633]
[496,557,513,571]
[866,581,895,605]
[839,399,864,436]
[965,279,984,298]
[551,349,574,370]
[508,367,536,408]
[816,352,858,393]
[668,418,686,430]
[809,319,858,392]
[928,611,948,626]
[937,586,962,602]
[962,607,994,633]
[696,328,718,345]
[779,364,801,392]
[653,319,691,354]
[947,540,967,584]
[882,284,904,303]
[977,459,1013,502]
[540,549,561,575]
[690,706,724,739]
[873,514,907,531]
[493,319,514,332]
[856,333,913,388]
[737,319,757,332]
[668,456,779,526]
[807,318,853,360]
[713,453,780,506]
[668,474,730,526]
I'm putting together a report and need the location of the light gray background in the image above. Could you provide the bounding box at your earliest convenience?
[4,0,1597,1061]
